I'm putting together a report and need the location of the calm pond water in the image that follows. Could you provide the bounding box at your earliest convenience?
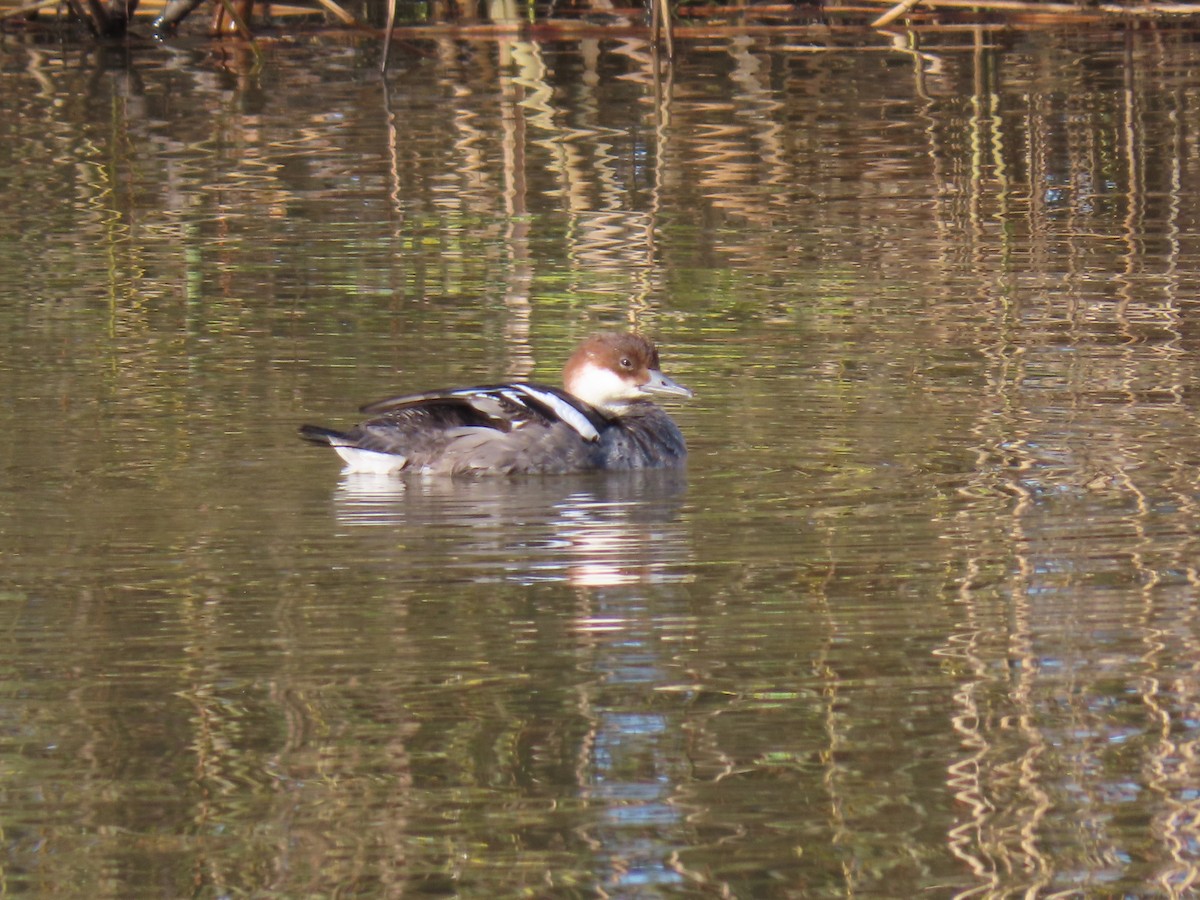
[4,22,1200,897]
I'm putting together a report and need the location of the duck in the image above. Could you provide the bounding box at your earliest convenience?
[299,331,692,475]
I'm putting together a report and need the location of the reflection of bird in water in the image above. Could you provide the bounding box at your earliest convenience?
[300,332,692,476]
[330,470,690,588]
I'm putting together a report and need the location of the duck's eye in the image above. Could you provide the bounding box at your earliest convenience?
[620,357,633,369]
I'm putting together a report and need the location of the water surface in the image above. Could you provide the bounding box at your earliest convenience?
[3,25,1200,897]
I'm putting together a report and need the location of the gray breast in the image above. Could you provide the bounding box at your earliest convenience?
[593,404,687,470]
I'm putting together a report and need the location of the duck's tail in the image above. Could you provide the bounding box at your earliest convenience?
[298,424,350,446]
[300,424,409,474]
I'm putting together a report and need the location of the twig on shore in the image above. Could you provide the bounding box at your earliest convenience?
[650,0,674,59]
[0,0,58,18]
[865,0,1200,18]
[872,0,923,26]
[381,0,396,72]
[313,0,353,23]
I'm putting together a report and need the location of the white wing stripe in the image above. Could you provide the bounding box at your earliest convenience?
[514,385,600,441]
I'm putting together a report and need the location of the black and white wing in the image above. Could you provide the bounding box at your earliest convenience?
[301,382,613,474]
[359,382,608,442]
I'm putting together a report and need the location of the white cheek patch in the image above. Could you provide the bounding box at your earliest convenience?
[569,362,637,411]
[514,385,600,441]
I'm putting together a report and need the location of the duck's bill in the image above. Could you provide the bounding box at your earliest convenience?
[643,370,694,399]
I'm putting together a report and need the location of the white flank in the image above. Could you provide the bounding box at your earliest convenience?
[515,385,600,441]
[332,445,408,475]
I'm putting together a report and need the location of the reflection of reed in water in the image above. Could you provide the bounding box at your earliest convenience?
[674,37,787,228]
[923,38,1200,893]
[1143,600,1200,897]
